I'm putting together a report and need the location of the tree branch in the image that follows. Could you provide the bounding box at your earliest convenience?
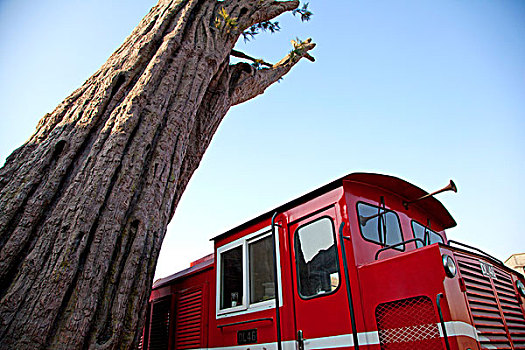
[230,50,272,68]
[230,38,316,105]
[235,0,300,31]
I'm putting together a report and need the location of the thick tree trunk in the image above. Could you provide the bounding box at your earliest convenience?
[0,0,314,349]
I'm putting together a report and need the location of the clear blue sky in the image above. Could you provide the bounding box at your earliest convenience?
[1,0,524,279]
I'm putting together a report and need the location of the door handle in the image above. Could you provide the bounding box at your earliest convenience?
[297,330,305,350]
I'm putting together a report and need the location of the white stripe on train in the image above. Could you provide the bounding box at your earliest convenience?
[189,321,478,350]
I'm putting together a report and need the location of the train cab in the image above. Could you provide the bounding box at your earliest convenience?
[142,172,525,350]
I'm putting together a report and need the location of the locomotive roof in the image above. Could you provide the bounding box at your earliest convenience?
[152,257,214,289]
[211,172,456,242]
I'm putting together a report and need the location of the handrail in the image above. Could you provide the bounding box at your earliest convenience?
[339,222,359,350]
[447,240,503,265]
[217,317,273,329]
[436,293,451,350]
[271,212,282,350]
[374,238,425,260]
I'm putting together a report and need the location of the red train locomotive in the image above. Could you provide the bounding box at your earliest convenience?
[141,173,525,349]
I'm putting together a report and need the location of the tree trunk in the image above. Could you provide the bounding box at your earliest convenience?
[0,0,314,349]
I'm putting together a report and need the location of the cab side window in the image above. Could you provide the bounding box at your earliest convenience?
[219,246,243,309]
[248,235,275,304]
[294,217,340,298]
[217,228,279,315]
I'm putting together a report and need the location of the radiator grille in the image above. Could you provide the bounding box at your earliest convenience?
[148,297,171,350]
[455,252,525,349]
[175,288,203,349]
[375,295,443,350]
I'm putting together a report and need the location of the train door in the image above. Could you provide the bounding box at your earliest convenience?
[288,206,353,349]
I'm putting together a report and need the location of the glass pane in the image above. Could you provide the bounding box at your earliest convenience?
[294,218,340,298]
[357,202,404,250]
[220,246,243,309]
[249,235,275,304]
[357,203,382,243]
[412,221,444,248]
[384,212,403,247]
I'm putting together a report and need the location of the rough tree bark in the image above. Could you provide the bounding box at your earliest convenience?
[0,0,315,349]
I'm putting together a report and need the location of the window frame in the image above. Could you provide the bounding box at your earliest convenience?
[411,220,444,248]
[216,226,283,318]
[217,240,245,314]
[356,201,405,251]
[293,216,342,300]
[247,233,277,305]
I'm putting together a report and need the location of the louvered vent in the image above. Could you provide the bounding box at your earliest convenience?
[175,288,203,349]
[375,295,443,350]
[455,252,525,349]
[148,297,171,350]
[494,266,525,348]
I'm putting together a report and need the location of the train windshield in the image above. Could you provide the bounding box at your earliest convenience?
[357,202,404,250]
[411,221,444,248]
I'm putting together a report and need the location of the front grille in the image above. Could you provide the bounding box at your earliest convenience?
[375,295,444,350]
[455,252,525,349]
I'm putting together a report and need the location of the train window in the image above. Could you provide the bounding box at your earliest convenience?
[219,246,243,310]
[249,234,275,304]
[294,217,340,298]
[411,221,444,248]
[357,202,404,250]
[216,226,281,316]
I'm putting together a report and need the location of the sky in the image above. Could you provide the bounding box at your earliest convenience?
[1,0,524,280]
